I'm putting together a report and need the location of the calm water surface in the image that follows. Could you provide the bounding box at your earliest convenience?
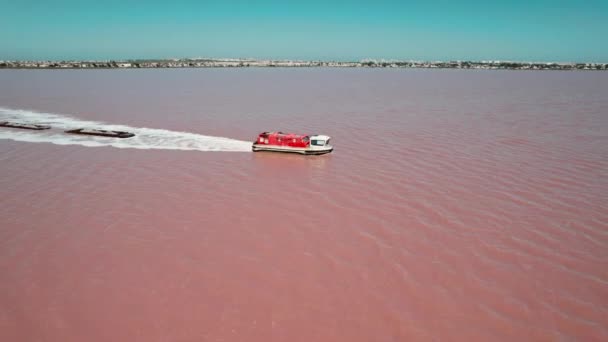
[1,69,607,341]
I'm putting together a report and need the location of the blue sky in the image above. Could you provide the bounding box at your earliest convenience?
[1,0,606,62]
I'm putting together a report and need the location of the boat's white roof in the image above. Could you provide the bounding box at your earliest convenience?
[310,134,331,140]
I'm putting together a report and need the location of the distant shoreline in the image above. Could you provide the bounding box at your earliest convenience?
[1,59,606,71]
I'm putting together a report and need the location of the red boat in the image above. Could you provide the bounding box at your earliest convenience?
[252,132,333,155]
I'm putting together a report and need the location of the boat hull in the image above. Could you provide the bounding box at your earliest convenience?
[65,128,135,138]
[0,121,51,130]
[252,144,333,155]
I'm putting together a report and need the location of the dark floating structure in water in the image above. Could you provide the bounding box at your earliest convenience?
[1,122,135,138]
[0,121,51,130]
[65,128,135,138]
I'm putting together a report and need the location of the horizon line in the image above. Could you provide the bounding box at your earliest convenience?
[2,57,607,64]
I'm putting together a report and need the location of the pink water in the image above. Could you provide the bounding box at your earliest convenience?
[1,69,607,341]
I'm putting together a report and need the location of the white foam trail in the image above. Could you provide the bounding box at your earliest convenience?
[0,107,252,152]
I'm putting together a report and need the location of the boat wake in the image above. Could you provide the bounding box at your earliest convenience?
[0,107,252,152]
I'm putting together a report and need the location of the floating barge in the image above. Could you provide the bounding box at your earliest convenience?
[252,132,333,155]
[0,121,51,130]
[65,128,135,138]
